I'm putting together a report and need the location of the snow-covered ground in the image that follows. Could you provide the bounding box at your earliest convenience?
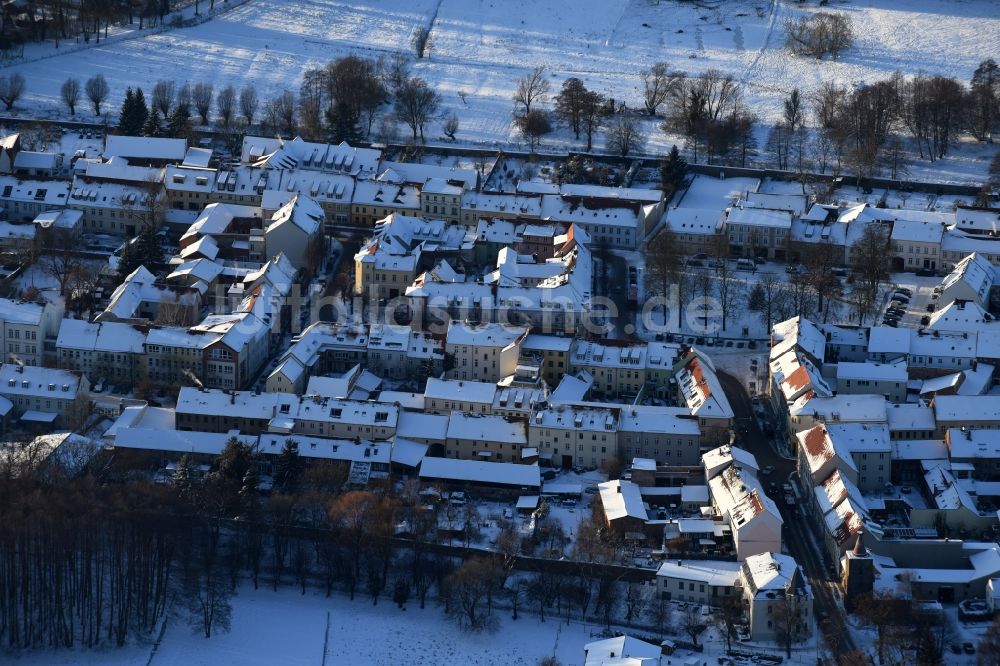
[1,0,998,181]
[12,583,835,666]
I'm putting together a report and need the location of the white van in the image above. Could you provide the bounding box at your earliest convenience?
[736,258,756,271]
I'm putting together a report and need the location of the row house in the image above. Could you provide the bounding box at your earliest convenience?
[0,175,71,223]
[0,297,61,367]
[56,319,147,385]
[70,160,165,234]
[0,364,89,429]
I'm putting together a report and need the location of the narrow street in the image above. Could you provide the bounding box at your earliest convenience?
[717,371,859,658]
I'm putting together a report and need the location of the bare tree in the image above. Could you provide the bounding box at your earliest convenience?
[682,605,706,647]
[751,272,786,332]
[513,65,550,116]
[263,90,296,136]
[646,229,687,328]
[239,84,259,126]
[216,85,236,128]
[785,12,853,59]
[517,109,552,151]
[442,112,459,140]
[192,82,213,125]
[61,77,80,115]
[717,596,744,652]
[394,76,440,142]
[606,113,645,157]
[771,593,811,658]
[642,62,684,116]
[980,617,1000,666]
[152,79,175,117]
[85,74,109,115]
[0,73,25,111]
[849,224,892,324]
[444,557,499,632]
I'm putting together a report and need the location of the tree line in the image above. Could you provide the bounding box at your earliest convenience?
[0,436,672,651]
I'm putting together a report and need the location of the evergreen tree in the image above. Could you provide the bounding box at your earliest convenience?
[137,224,164,269]
[659,145,688,199]
[325,101,361,144]
[275,439,302,493]
[118,87,136,134]
[167,104,192,139]
[217,437,253,480]
[116,241,141,282]
[132,88,149,134]
[173,453,196,499]
[748,283,765,311]
[142,108,163,137]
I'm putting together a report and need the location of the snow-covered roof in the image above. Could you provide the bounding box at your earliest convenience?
[446,413,527,444]
[0,175,70,205]
[673,349,734,420]
[424,377,497,405]
[418,458,540,488]
[378,160,476,190]
[726,206,792,230]
[947,427,1000,461]
[0,297,44,325]
[934,395,1000,422]
[890,217,946,244]
[789,394,887,424]
[0,365,81,398]
[598,479,648,522]
[867,326,911,356]
[742,552,803,594]
[242,136,381,176]
[836,361,907,383]
[663,206,722,236]
[446,321,527,348]
[886,402,936,432]
[104,135,186,162]
[618,405,701,435]
[56,319,146,354]
[656,558,741,587]
[532,405,617,432]
[396,411,449,441]
[703,444,759,480]
[771,316,826,364]
[267,193,323,236]
[584,635,661,666]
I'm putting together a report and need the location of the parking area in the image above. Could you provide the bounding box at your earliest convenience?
[879,275,941,329]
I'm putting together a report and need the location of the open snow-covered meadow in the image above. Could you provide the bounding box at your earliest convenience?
[3,0,999,177]
[11,585,613,666]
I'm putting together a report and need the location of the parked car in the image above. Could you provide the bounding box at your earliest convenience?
[761,465,775,476]
[895,287,913,297]
[926,303,935,312]
[686,258,704,267]
[963,642,975,654]
[920,315,930,326]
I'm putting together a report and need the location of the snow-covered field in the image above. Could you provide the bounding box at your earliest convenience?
[11,585,623,666]
[3,0,999,180]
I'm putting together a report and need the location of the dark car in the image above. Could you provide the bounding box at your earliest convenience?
[949,644,962,655]
[926,303,935,312]
[963,642,975,654]
[686,258,704,267]
[920,315,930,326]
[916,268,935,277]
